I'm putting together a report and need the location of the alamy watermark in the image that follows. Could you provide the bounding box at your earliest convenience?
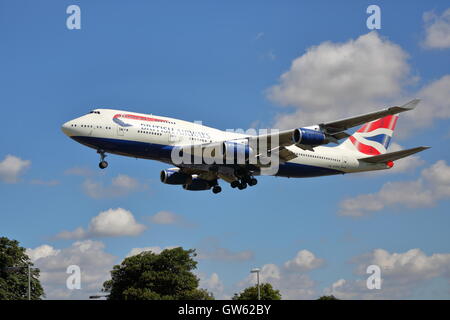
[66,5,81,30]
[366,265,382,290]
[170,125,281,176]
[366,5,381,30]
[66,265,81,290]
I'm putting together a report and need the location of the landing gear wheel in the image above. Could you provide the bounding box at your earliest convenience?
[99,161,108,169]
[230,181,240,189]
[212,185,222,194]
[97,150,108,169]
[248,178,258,186]
[238,182,247,190]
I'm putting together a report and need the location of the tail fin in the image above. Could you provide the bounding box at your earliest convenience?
[339,115,398,155]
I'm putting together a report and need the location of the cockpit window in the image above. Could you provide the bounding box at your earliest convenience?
[89,110,101,114]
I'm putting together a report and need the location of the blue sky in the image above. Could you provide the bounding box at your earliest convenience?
[1,0,450,299]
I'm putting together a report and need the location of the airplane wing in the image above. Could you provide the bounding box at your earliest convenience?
[358,146,430,163]
[248,99,420,151]
[319,99,420,134]
[176,99,421,164]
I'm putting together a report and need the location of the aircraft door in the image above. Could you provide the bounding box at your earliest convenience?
[117,125,125,136]
[341,155,348,169]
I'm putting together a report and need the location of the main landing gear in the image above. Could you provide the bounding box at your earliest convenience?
[230,175,257,190]
[212,185,222,194]
[97,150,108,169]
[210,179,222,194]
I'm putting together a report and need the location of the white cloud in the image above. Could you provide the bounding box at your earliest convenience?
[82,174,142,199]
[0,155,31,183]
[355,248,450,280]
[56,208,147,239]
[26,245,60,261]
[284,249,324,272]
[324,278,371,300]
[324,248,450,299]
[27,240,117,299]
[422,8,450,49]
[266,32,450,139]
[88,208,146,237]
[199,272,225,299]
[112,174,139,189]
[56,227,86,240]
[400,75,450,136]
[237,250,324,299]
[340,160,450,217]
[268,32,410,129]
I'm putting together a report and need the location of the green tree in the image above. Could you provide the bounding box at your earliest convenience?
[232,283,281,300]
[102,247,213,300]
[0,237,44,300]
[317,295,340,300]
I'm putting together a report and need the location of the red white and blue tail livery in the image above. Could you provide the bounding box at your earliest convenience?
[342,115,398,156]
[61,99,429,194]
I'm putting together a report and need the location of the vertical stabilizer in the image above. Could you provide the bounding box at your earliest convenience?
[339,115,398,155]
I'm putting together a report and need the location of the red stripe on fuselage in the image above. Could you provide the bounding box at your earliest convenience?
[113,114,169,123]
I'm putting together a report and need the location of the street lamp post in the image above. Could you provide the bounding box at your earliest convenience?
[250,268,261,300]
[5,265,34,300]
[28,265,31,300]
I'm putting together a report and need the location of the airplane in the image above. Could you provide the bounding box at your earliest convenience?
[61,99,429,194]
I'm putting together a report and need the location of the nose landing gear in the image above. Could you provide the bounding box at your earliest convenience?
[97,150,108,169]
[99,161,108,169]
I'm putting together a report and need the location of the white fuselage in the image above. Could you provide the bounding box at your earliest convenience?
[61,109,390,178]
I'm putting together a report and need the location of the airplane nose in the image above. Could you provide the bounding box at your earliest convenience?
[61,121,73,136]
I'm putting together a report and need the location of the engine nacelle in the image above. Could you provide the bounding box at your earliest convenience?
[160,168,192,185]
[292,128,327,146]
[183,178,211,191]
[222,140,253,163]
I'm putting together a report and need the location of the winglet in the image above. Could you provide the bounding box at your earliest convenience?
[386,99,420,115]
[398,99,420,111]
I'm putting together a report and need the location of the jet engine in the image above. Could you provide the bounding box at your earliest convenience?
[222,140,253,163]
[183,177,211,191]
[292,128,328,146]
[160,168,192,185]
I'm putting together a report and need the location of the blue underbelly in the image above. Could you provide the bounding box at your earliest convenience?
[70,136,343,178]
[71,136,173,161]
[276,162,343,178]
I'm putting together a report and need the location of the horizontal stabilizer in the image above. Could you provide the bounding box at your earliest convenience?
[359,146,430,163]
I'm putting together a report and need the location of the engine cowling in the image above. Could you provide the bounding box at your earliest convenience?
[222,140,253,163]
[160,168,192,185]
[292,128,327,146]
[183,177,211,191]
